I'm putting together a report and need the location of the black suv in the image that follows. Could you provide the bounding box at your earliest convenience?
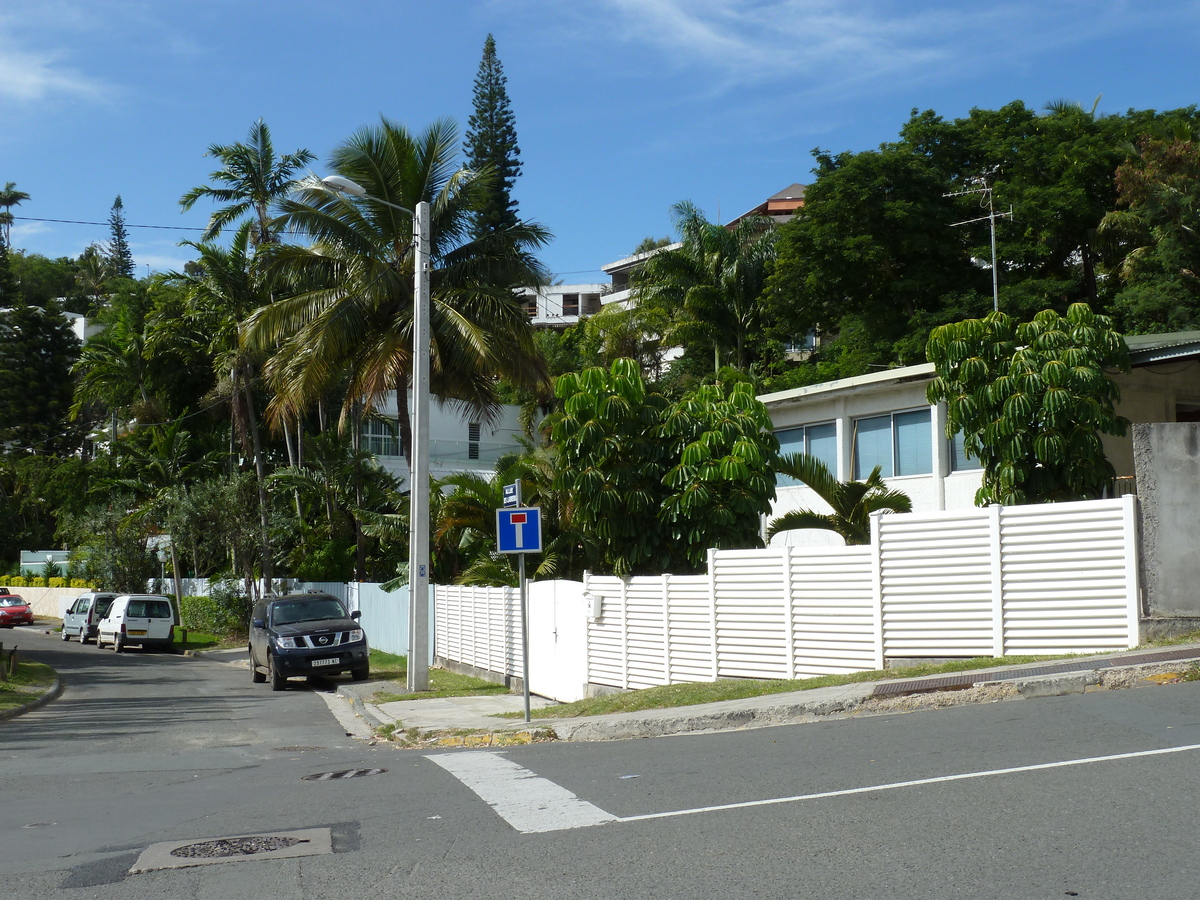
[249,592,370,690]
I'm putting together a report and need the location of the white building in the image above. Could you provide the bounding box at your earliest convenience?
[759,331,1200,542]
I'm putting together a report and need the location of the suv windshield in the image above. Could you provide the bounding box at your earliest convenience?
[271,598,347,626]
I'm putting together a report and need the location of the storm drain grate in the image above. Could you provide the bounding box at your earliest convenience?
[129,828,332,873]
[171,836,305,858]
[274,746,325,752]
[303,767,387,781]
[872,647,1200,698]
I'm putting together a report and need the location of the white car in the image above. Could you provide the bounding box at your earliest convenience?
[96,595,175,653]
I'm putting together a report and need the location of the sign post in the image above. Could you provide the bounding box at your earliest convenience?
[496,482,541,722]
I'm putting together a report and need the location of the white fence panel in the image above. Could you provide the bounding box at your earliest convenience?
[789,546,878,675]
[435,585,520,678]
[877,509,997,658]
[584,575,629,689]
[712,549,790,680]
[664,575,715,683]
[999,498,1139,653]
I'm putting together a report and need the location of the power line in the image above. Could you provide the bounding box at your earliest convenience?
[13,215,206,232]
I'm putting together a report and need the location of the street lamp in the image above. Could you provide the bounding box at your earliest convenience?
[321,175,432,692]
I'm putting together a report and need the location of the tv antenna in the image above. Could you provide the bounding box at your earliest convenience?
[944,182,1013,312]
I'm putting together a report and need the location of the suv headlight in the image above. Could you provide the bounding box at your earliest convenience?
[275,636,301,649]
[348,629,364,643]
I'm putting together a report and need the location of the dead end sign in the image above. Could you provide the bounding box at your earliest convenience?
[496,507,542,554]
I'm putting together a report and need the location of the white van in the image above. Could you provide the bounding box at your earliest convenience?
[96,595,175,652]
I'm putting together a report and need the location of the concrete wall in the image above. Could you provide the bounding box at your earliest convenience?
[1133,422,1200,617]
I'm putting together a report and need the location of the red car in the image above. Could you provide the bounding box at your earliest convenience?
[0,595,33,627]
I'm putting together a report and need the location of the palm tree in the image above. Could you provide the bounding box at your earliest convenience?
[164,224,277,591]
[766,453,912,545]
[0,182,30,248]
[179,119,315,247]
[245,116,552,460]
[632,200,776,371]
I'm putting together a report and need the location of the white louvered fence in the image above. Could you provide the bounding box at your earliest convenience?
[433,496,1141,697]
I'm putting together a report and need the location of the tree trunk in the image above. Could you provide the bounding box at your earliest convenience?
[241,373,273,595]
[352,402,366,582]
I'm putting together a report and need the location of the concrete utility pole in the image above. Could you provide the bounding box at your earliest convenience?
[320,177,431,691]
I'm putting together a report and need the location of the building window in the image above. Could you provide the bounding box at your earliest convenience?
[852,409,932,478]
[582,293,601,315]
[949,431,983,471]
[363,418,400,457]
[775,422,837,485]
[523,293,538,317]
[468,423,481,460]
[561,293,579,316]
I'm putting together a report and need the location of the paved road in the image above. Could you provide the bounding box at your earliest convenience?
[4,626,1200,899]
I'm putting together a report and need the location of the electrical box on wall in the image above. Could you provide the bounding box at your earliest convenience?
[584,591,603,619]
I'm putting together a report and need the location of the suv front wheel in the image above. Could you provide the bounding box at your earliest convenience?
[268,654,287,691]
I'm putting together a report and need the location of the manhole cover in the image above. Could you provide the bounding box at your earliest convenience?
[274,746,324,752]
[302,767,387,781]
[171,836,306,858]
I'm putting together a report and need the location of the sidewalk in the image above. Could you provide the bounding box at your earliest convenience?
[335,642,1200,744]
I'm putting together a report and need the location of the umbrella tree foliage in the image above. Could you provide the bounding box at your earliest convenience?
[926,303,1130,505]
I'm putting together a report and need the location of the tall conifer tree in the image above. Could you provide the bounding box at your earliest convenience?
[463,34,522,237]
[107,195,135,279]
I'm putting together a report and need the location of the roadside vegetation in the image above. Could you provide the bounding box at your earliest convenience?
[0,659,55,715]
[366,651,510,702]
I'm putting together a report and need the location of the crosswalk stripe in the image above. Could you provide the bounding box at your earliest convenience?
[427,752,617,834]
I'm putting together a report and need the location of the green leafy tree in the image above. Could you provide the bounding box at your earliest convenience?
[657,380,778,570]
[926,303,1130,505]
[551,359,777,575]
[58,495,156,593]
[634,201,776,372]
[1100,125,1200,331]
[463,34,522,238]
[0,301,81,454]
[107,195,135,279]
[0,242,17,306]
[765,454,912,544]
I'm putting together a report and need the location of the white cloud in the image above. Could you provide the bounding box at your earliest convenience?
[8,221,53,246]
[584,0,1180,94]
[0,40,104,103]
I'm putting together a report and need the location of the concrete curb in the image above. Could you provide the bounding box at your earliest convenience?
[0,676,63,721]
[548,684,876,742]
[334,686,386,731]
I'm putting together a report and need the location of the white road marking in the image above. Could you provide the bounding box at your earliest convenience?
[619,742,1200,824]
[426,752,618,833]
[430,743,1200,834]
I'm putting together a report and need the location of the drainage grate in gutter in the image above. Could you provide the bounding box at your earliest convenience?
[129,828,332,873]
[872,647,1200,698]
[302,767,387,781]
[171,836,306,858]
[274,746,324,752]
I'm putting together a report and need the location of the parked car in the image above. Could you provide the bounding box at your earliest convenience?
[96,595,175,653]
[0,595,33,628]
[61,592,118,643]
[249,592,369,690]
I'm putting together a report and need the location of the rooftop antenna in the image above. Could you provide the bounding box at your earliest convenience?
[944,177,1012,312]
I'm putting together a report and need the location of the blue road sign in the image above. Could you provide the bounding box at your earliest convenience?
[496,507,542,554]
[502,481,521,507]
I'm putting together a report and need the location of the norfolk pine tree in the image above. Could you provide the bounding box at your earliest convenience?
[464,34,522,237]
[107,196,135,279]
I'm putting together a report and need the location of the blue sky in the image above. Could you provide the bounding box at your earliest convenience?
[3,0,1199,282]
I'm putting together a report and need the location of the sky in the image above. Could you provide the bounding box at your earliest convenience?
[3,0,1200,283]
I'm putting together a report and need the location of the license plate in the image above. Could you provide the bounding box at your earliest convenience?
[128,629,147,636]
[310,657,340,667]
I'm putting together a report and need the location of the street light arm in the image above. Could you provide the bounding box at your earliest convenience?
[321,175,414,216]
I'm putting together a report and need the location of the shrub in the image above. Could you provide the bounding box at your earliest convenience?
[9,577,27,588]
[48,577,67,588]
[180,582,251,636]
[69,579,91,588]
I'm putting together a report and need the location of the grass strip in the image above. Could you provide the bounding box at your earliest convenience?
[493,654,1059,720]
[0,660,56,713]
